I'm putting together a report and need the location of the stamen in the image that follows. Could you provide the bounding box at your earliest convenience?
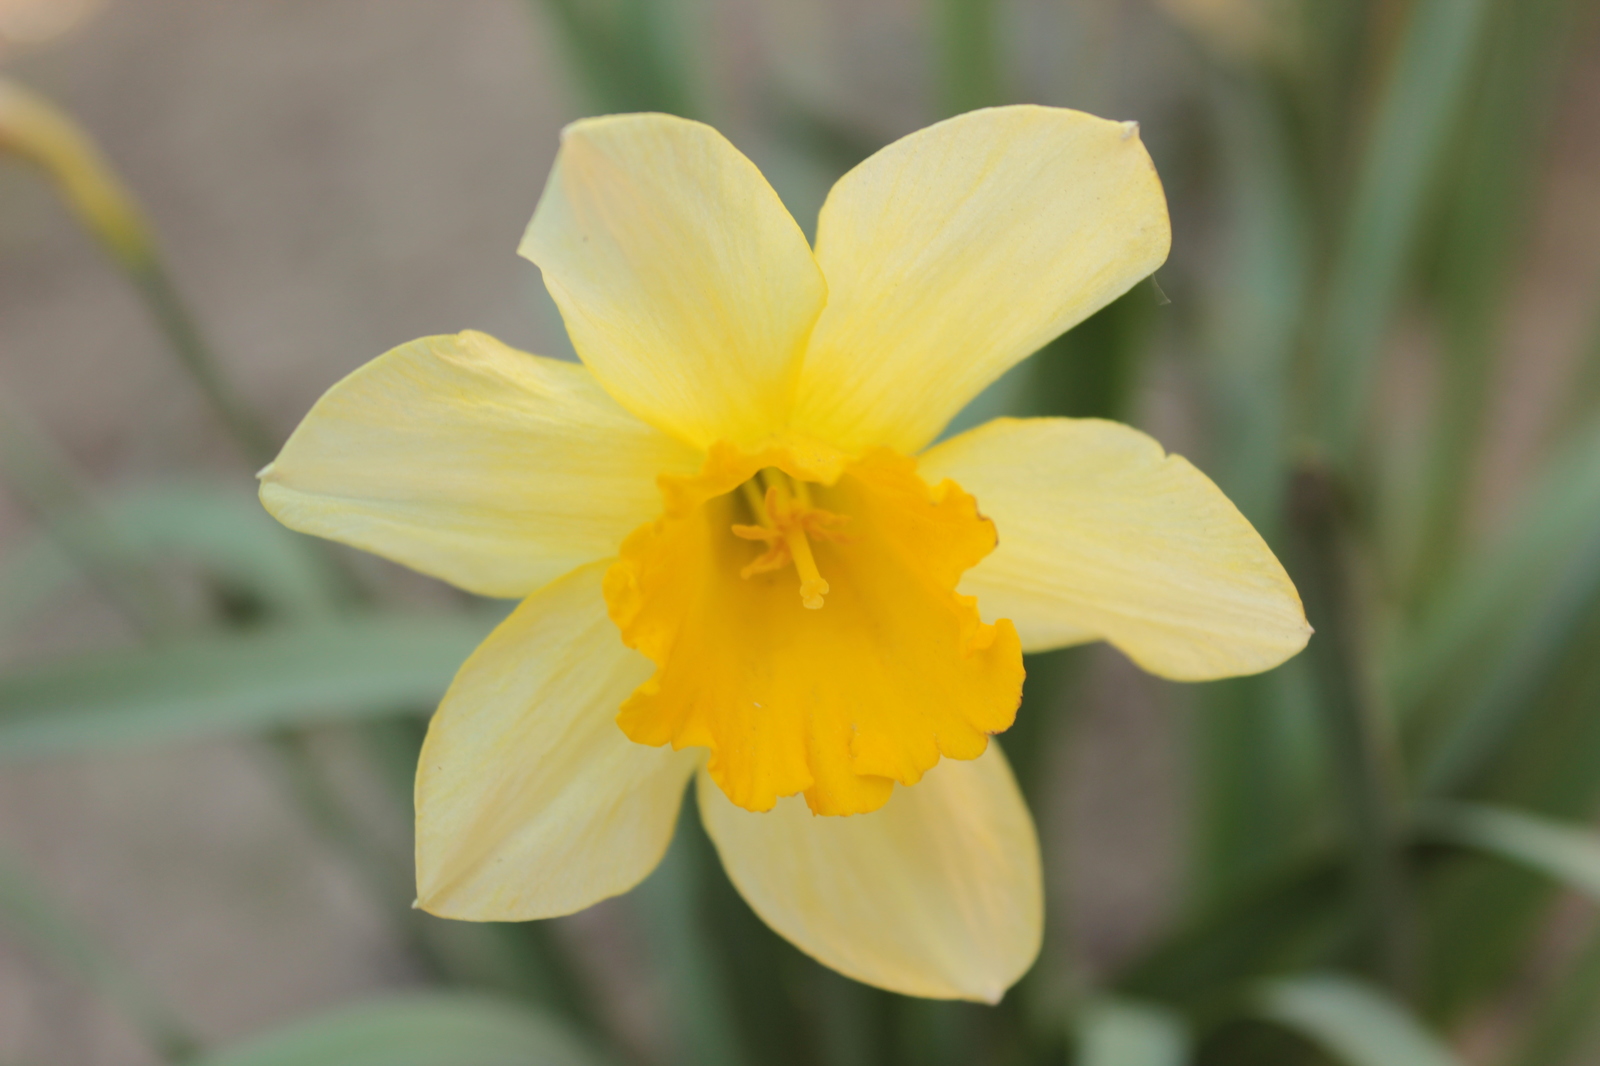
[731,470,847,609]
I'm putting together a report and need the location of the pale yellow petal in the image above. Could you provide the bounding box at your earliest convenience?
[697,745,1042,1002]
[794,105,1170,454]
[415,561,700,920]
[260,331,700,600]
[919,417,1311,679]
[520,113,826,449]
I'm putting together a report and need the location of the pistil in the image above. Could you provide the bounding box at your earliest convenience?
[730,470,848,610]
[784,523,829,609]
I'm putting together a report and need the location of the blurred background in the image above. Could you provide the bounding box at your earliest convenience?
[2,0,1599,1063]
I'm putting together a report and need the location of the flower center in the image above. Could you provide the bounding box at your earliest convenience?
[604,444,1024,816]
[730,470,851,609]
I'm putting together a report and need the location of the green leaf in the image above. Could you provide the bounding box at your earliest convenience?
[92,484,340,617]
[1256,973,1462,1066]
[1288,467,1414,985]
[1117,850,1347,1011]
[1200,68,1310,533]
[1413,515,1600,800]
[1413,586,1600,1019]
[1191,69,1318,907]
[183,994,608,1066]
[0,484,339,634]
[1312,0,1496,466]
[0,613,500,761]
[1416,802,1600,902]
[1192,666,1325,907]
[528,0,698,117]
[1394,414,1600,785]
[630,811,753,1066]
[1405,0,1590,604]
[1075,998,1188,1066]
[0,388,182,633]
[932,0,1002,116]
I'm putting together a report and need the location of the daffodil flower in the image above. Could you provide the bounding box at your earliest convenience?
[260,106,1310,1002]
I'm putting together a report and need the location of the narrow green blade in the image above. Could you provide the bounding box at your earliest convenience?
[1312,0,1496,465]
[0,613,499,761]
[1257,973,1461,1066]
[1416,802,1600,902]
[1393,415,1600,767]
[0,484,339,634]
[184,994,607,1066]
[1075,998,1188,1066]
[527,0,698,117]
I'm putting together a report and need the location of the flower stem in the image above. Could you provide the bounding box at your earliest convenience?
[1307,0,1497,470]
[932,0,1002,116]
[633,804,754,1066]
[0,385,183,635]
[0,390,452,1025]
[1287,462,1417,994]
[0,851,199,1063]
[1,75,620,1052]
[0,78,276,467]
[124,258,278,467]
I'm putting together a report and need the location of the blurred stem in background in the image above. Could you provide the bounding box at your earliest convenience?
[1289,465,1416,995]
[1024,290,1158,424]
[1192,64,1314,908]
[0,852,198,1063]
[631,810,755,1066]
[0,81,388,602]
[1291,0,1370,212]
[0,382,471,1048]
[1409,0,1588,610]
[0,91,397,605]
[1415,524,1600,804]
[1306,0,1494,475]
[932,0,1002,116]
[0,387,183,636]
[1201,70,1306,534]
[0,79,276,467]
[529,0,700,117]
[0,403,589,1040]
[0,73,615,1055]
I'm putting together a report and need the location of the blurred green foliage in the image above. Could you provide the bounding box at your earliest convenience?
[4,0,1600,1063]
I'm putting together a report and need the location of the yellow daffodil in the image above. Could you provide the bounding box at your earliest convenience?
[259,105,1310,1002]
